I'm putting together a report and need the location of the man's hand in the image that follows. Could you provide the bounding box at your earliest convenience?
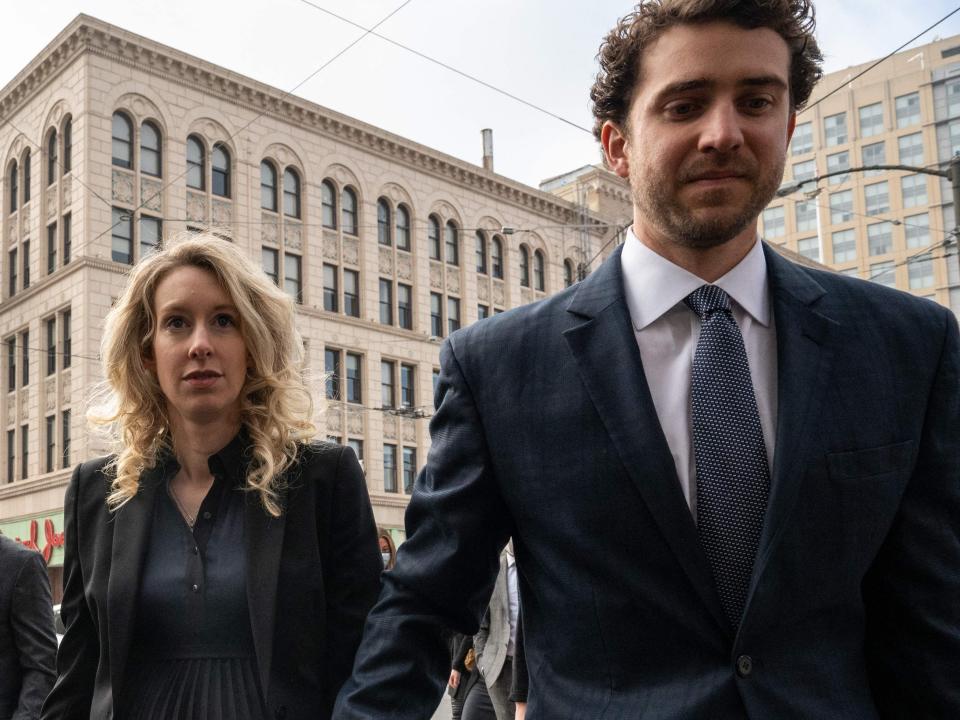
[515,701,527,720]
[448,669,461,689]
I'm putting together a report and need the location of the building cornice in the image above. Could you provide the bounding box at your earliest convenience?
[0,15,607,235]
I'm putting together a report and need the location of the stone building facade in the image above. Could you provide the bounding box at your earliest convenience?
[0,15,618,599]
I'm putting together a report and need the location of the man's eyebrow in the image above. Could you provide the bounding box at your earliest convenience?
[653,75,788,100]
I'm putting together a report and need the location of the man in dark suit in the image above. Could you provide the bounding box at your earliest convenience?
[335,1,960,717]
[0,534,57,720]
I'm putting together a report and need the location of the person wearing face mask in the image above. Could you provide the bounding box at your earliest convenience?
[378,530,398,572]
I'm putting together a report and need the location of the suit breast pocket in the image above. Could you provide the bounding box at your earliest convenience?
[826,440,915,482]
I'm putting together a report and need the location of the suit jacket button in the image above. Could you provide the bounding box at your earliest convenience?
[736,655,753,678]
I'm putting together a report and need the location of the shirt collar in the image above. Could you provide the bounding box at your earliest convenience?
[621,227,770,330]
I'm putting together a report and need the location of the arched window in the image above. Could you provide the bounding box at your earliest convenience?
[396,204,411,250]
[564,259,575,287]
[212,144,230,198]
[111,112,133,169]
[47,131,58,185]
[186,135,204,190]
[8,161,17,213]
[377,198,391,246]
[140,122,161,177]
[534,250,545,291]
[342,187,358,236]
[428,215,441,260]
[520,245,531,287]
[283,168,301,218]
[321,180,337,229]
[445,221,459,266]
[260,160,277,211]
[475,231,487,274]
[22,151,30,203]
[491,235,503,279]
[62,117,72,174]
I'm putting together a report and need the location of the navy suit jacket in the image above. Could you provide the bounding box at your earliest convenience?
[0,535,57,720]
[335,244,960,719]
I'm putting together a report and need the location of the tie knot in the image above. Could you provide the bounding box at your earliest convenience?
[684,285,730,320]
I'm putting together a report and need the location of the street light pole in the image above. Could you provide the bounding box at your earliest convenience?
[776,161,960,281]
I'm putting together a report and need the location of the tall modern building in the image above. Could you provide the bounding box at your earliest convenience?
[0,15,621,599]
[763,32,960,313]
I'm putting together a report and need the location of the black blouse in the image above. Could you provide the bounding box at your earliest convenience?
[121,434,268,720]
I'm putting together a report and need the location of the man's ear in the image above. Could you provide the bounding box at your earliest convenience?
[786,110,797,146]
[601,121,630,179]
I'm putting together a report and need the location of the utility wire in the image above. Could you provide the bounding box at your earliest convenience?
[297,0,592,134]
[58,0,417,263]
[802,5,960,114]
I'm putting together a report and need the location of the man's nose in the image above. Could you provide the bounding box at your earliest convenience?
[698,103,744,154]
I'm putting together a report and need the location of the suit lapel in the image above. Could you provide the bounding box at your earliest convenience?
[747,246,838,605]
[107,464,163,697]
[563,246,729,635]
[244,489,286,701]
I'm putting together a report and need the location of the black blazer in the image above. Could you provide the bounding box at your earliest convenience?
[335,244,960,718]
[41,441,381,720]
[0,534,57,720]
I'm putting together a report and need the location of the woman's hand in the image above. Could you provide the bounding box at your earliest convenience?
[448,669,461,689]
[515,701,527,720]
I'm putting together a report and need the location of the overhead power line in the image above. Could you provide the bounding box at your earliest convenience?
[803,5,960,114]
[297,0,593,134]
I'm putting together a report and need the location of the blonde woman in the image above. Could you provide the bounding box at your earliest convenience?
[41,235,381,720]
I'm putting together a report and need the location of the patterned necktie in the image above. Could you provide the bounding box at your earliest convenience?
[685,285,770,627]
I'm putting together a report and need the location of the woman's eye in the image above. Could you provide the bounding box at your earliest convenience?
[164,317,186,329]
[215,314,236,327]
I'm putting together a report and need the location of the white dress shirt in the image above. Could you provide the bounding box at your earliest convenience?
[620,229,778,520]
[505,551,519,657]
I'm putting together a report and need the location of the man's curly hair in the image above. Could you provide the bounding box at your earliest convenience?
[590,0,823,141]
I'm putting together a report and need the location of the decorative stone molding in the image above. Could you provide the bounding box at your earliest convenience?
[285,222,302,251]
[396,254,412,281]
[378,247,394,275]
[6,218,17,243]
[117,92,162,124]
[429,263,443,290]
[6,399,15,425]
[342,238,359,266]
[521,288,534,305]
[402,419,416,444]
[186,191,207,222]
[0,18,608,232]
[211,199,232,225]
[260,214,278,245]
[20,203,31,230]
[477,281,489,302]
[381,182,413,207]
[46,192,57,220]
[323,234,339,261]
[493,281,505,306]
[346,406,364,435]
[45,379,56,410]
[264,143,298,169]
[112,170,134,204]
[140,178,162,212]
[446,273,460,295]
[382,415,397,440]
[62,175,72,206]
[328,164,360,191]
[325,407,342,432]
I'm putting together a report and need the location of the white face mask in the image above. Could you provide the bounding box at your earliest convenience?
[381,552,392,567]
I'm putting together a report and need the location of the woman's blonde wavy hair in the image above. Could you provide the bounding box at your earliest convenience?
[92,233,317,517]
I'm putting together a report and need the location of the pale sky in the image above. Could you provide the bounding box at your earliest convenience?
[4,1,960,188]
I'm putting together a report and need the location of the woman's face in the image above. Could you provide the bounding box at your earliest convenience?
[379,537,390,553]
[144,266,249,430]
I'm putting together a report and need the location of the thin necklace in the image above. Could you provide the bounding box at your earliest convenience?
[168,484,197,529]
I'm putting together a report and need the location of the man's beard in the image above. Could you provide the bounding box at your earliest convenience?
[631,154,785,249]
